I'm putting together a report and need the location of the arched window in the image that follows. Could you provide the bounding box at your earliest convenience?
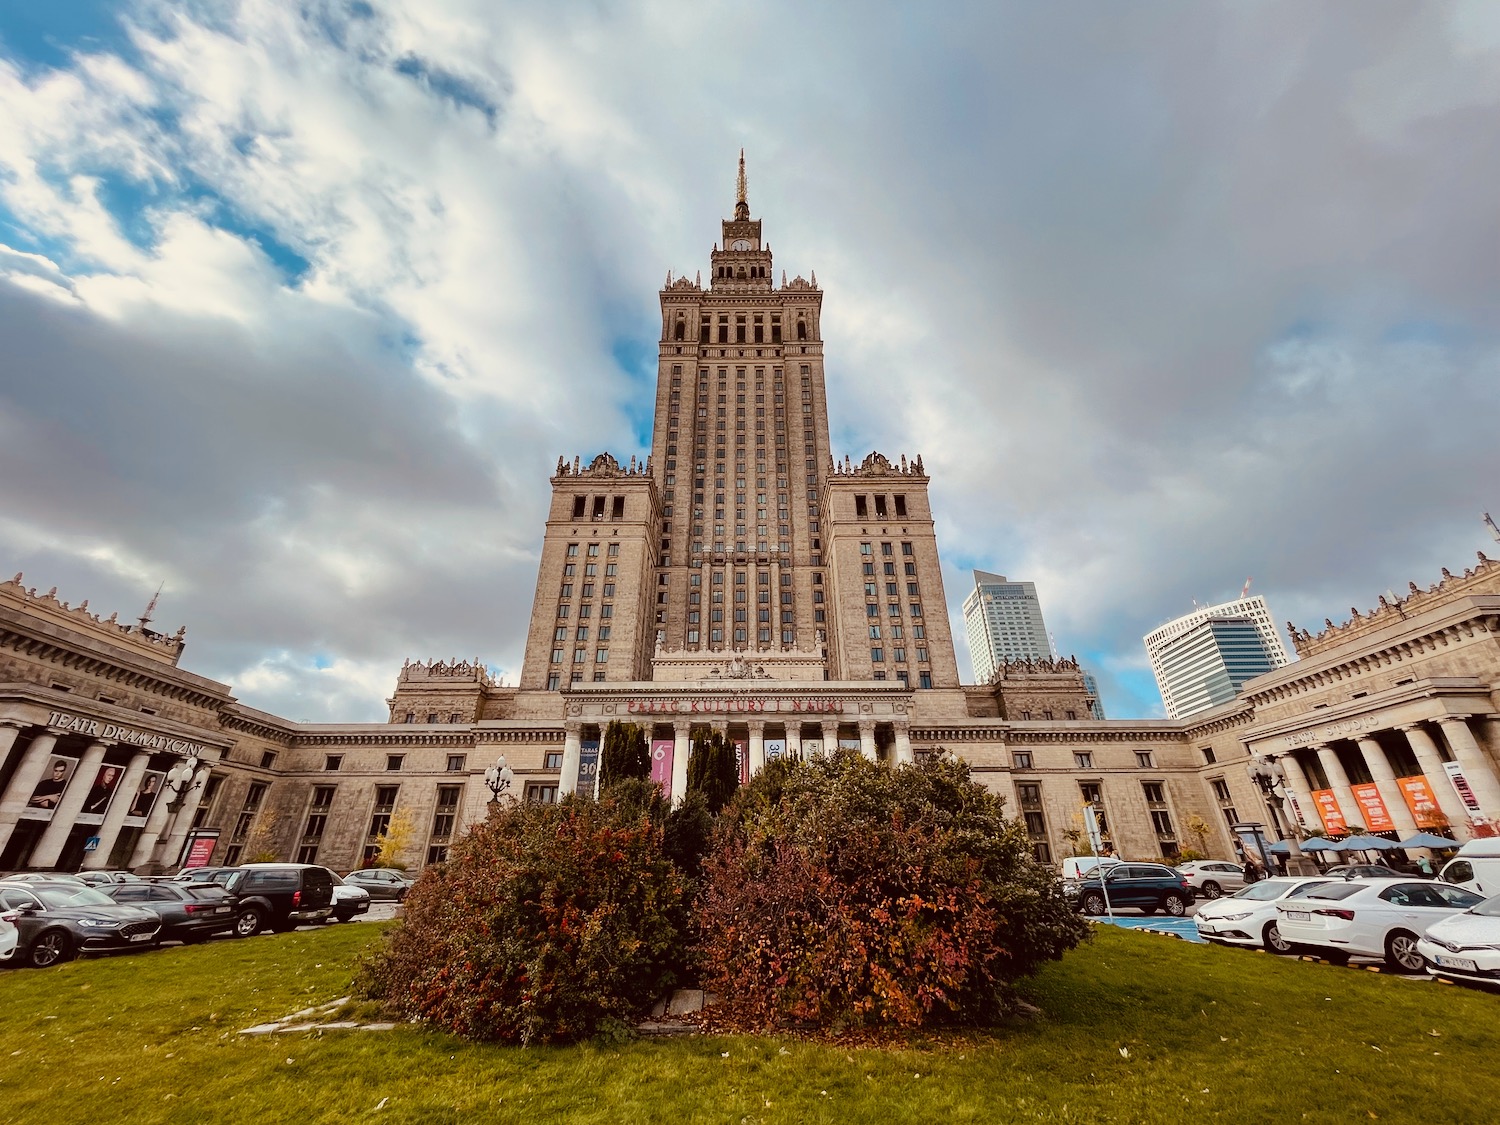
[674,319,685,341]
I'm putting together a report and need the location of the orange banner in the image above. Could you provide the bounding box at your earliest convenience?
[1396,775,1446,829]
[1312,789,1347,835]
[1351,782,1396,833]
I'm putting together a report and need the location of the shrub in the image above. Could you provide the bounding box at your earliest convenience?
[685,730,739,814]
[696,751,1088,1032]
[664,789,715,879]
[355,791,688,1044]
[598,720,650,792]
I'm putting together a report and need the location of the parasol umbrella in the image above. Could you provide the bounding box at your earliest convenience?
[1339,833,1401,852]
[1299,837,1343,852]
[1399,832,1460,849]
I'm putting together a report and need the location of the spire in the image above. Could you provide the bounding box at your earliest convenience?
[734,149,749,220]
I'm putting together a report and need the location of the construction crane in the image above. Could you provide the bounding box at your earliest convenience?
[1485,512,1500,545]
[1240,577,1252,599]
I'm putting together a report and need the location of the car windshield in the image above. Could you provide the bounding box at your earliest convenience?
[1232,881,1299,901]
[1469,896,1500,917]
[36,887,115,908]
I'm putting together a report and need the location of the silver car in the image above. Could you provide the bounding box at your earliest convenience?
[1177,861,1247,900]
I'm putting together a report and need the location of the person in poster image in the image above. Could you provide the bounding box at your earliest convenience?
[129,772,164,818]
[27,758,73,809]
[82,766,122,815]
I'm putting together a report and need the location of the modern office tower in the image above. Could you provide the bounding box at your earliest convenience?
[1081,670,1107,720]
[962,571,1054,682]
[1144,595,1291,719]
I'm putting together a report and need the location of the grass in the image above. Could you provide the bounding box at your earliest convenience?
[0,923,1496,1124]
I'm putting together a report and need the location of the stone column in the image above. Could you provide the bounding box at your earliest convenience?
[1314,744,1358,832]
[129,769,184,868]
[1400,724,1471,839]
[0,729,58,857]
[1355,736,1419,838]
[671,720,691,807]
[0,721,24,773]
[31,739,111,869]
[159,770,211,871]
[893,721,914,766]
[748,721,766,776]
[1437,716,1500,822]
[820,721,839,758]
[858,720,878,762]
[558,723,583,797]
[1279,752,1318,832]
[82,749,151,870]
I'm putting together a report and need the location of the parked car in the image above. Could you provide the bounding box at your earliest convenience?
[0,911,18,963]
[1,872,87,886]
[323,870,371,923]
[100,882,240,944]
[1322,864,1406,880]
[1416,894,1500,987]
[1194,877,1332,953]
[1438,838,1500,897]
[1060,856,1121,882]
[0,880,161,967]
[220,864,335,935]
[1069,862,1194,917]
[341,868,415,902]
[74,870,145,887]
[1177,860,1247,900]
[171,867,234,886]
[1276,879,1486,971]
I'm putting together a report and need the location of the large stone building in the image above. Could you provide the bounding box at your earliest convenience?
[2,164,1499,875]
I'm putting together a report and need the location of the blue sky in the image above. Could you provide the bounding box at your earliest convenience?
[1,1,1498,721]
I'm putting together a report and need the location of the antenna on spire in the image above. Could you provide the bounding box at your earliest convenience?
[139,581,164,630]
[734,149,749,220]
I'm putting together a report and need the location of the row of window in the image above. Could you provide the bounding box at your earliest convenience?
[1013,779,1181,860]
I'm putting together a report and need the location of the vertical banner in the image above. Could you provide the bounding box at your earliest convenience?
[1350,783,1395,832]
[1443,762,1482,814]
[1285,791,1308,830]
[1311,789,1347,835]
[1396,775,1446,829]
[24,754,79,820]
[79,763,124,820]
[181,829,220,869]
[577,738,600,797]
[649,739,674,801]
[764,738,785,763]
[734,739,749,786]
[126,771,166,822]
[802,738,823,760]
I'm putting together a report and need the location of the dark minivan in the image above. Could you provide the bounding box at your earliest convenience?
[221,864,335,936]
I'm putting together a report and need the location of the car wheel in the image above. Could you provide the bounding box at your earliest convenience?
[1263,922,1293,955]
[396,888,408,903]
[1081,892,1106,916]
[28,929,73,969]
[1385,930,1425,974]
[1162,894,1186,917]
[233,908,264,938]
[1201,881,1222,900]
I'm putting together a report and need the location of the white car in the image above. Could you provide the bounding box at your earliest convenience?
[1177,860,1248,900]
[1194,877,1332,953]
[1416,895,1500,987]
[0,910,18,963]
[1276,879,1486,971]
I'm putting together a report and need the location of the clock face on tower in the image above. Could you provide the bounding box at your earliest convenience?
[731,239,751,251]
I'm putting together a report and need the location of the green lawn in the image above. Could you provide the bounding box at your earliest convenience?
[0,923,1495,1124]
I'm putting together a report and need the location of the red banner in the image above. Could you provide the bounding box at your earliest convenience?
[1351,783,1396,833]
[1312,789,1347,835]
[1396,775,1446,829]
[649,739,674,801]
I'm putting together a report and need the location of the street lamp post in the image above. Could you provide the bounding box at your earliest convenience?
[1246,754,1317,875]
[484,755,515,804]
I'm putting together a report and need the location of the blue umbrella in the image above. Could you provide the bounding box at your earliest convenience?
[1399,832,1460,849]
[1339,834,1401,851]
[1266,840,1291,854]
[1299,837,1343,852]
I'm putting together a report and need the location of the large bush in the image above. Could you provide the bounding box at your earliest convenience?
[598,720,649,792]
[356,791,688,1044]
[695,751,1087,1032]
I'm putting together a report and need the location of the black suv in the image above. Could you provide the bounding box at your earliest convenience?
[220,864,335,936]
[1069,862,1195,917]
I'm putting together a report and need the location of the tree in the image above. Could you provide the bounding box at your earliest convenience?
[244,807,284,864]
[598,720,650,792]
[374,806,416,869]
[1185,812,1213,855]
[685,730,739,814]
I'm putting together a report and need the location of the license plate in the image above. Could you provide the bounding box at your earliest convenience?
[1284,911,1311,921]
[1197,923,1217,934]
[1435,955,1478,972]
[128,933,152,942]
[212,906,230,914]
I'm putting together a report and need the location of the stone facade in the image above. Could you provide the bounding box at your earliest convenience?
[3,169,1500,876]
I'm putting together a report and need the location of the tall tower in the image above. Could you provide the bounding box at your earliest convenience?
[962,571,1054,682]
[649,153,832,658]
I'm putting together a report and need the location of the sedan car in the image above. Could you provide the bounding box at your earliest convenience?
[1194,877,1332,952]
[323,870,371,923]
[0,912,18,963]
[171,867,234,886]
[101,882,239,943]
[0,872,87,886]
[1276,879,1485,971]
[1068,863,1195,917]
[1416,895,1500,987]
[0,880,160,967]
[74,870,145,888]
[1177,861,1247,900]
[1321,864,1406,880]
[341,868,415,902]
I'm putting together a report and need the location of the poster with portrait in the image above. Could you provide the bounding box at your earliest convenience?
[23,754,78,820]
[125,770,167,822]
[77,762,125,822]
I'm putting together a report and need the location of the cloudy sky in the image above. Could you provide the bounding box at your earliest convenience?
[2,1,1498,721]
